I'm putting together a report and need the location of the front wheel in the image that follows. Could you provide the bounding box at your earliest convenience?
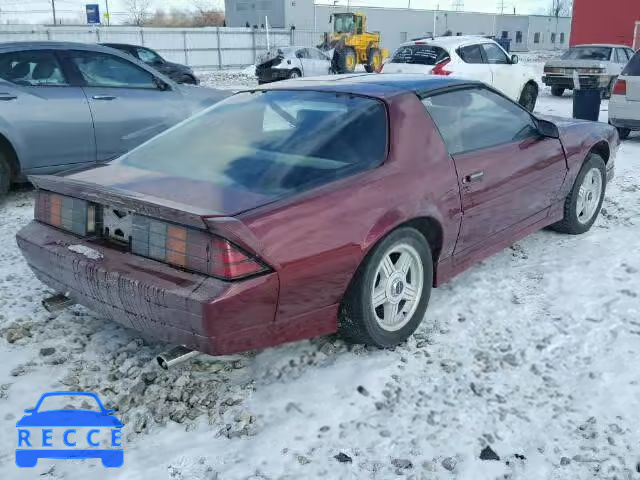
[519,83,538,112]
[551,153,606,235]
[339,227,433,347]
[337,48,357,74]
[287,69,301,79]
[617,127,631,140]
[364,48,382,73]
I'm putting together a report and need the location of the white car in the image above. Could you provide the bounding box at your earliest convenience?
[255,46,332,84]
[609,49,640,140]
[381,36,539,111]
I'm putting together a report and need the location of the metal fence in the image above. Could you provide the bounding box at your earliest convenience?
[0,25,325,69]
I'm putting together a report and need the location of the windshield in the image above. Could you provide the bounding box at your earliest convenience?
[334,14,355,34]
[117,90,388,196]
[561,47,612,61]
[37,395,101,412]
[390,45,450,65]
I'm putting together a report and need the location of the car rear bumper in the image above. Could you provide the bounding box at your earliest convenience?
[16,221,284,356]
[609,117,640,130]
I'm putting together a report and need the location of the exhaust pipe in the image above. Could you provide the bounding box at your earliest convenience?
[42,293,75,314]
[157,346,199,370]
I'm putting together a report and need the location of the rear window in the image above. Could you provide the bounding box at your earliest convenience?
[561,47,612,61]
[117,90,388,196]
[390,45,449,65]
[622,50,640,76]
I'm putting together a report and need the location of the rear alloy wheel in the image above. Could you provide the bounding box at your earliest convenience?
[551,153,606,235]
[339,227,433,347]
[0,151,10,198]
[519,83,538,112]
[551,85,565,97]
[288,69,301,79]
[617,127,631,140]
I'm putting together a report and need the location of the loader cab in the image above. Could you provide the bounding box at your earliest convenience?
[331,13,365,35]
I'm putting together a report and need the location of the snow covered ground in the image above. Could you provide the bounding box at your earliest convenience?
[1,66,639,480]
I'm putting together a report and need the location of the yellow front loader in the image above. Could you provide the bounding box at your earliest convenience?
[318,12,389,74]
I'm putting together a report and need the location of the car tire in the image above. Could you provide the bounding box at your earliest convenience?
[551,86,565,97]
[519,82,538,112]
[337,47,358,74]
[617,127,631,140]
[551,153,606,235]
[0,151,11,198]
[339,227,433,348]
[178,74,197,85]
[364,47,382,73]
[288,69,301,79]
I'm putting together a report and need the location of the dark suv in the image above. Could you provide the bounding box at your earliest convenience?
[101,43,198,85]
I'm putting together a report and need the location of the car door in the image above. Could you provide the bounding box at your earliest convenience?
[455,43,493,87]
[64,49,190,162]
[0,49,95,173]
[481,42,521,100]
[422,86,567,256]
[295,48,315,77]
[309,48,331,75]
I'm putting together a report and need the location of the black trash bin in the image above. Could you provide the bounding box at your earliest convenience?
[573,88,601,121]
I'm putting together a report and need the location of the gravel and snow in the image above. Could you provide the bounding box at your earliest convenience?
[1,66,639,480]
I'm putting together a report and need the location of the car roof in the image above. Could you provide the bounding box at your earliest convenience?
[400,35,496,49]
[574,43,630,48]
[0,40,127,54]
[253,73,480,98]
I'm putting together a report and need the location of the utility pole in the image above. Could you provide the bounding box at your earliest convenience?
[51,0,57,25]
[497,0,505,15]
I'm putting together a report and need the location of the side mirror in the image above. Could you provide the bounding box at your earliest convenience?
[511,54,519,64]
[536,119,559,139]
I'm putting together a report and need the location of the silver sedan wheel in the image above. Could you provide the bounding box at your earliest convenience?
[371,243,424,332]
[576,167,603,224]
[289,70,300,78]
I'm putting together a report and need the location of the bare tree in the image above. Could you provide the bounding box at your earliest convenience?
[192,0,225,27]
[549,0,572,17]
[125,0,152,26]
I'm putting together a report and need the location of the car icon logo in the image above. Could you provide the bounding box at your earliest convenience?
[15,391,124,468]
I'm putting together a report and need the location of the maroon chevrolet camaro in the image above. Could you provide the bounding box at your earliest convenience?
[16,74,618,356]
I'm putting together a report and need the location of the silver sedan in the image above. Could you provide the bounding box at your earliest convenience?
[0,41,229,196]
[255,46,332,84]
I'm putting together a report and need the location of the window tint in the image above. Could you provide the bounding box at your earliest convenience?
[622,50,640,76]
[561,47,612,61]
[70,51,156,88]
[423,88,537,155]
[118,91,388,196]
[482,43,509,64]
[0,50,67,86]
[390,45,450,65]
[136,48,162,64]
[458,44,485,64]
[355,15,363,34]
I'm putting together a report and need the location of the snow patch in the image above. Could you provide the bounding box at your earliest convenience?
[67,244,103,260]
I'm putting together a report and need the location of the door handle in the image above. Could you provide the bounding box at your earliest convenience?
[462,171,484,184]
[92,95,116,100]
[0,94,17,101]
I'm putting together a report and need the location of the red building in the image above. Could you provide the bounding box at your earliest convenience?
[571,0,640,48]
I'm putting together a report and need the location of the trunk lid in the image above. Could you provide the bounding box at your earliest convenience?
[381,62,433,74]
[31,164,282,228]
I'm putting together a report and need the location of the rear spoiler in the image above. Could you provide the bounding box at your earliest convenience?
[29,175,213,230]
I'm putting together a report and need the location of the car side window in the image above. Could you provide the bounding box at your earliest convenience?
[136,48,162,65]
[482,43,510,64]
[457,44,485,64]
[295,49,308,59]
[423,87,538,155]
[626,49,635,61]
[615,48,628,64]
[70,51,157,89]
[0,50,68,86]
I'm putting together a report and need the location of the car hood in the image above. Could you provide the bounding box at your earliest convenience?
[16,410,123,427]
[163,61,191,73]
[539,114,619,154]
[545,59,609,69]
[176,85,231,113]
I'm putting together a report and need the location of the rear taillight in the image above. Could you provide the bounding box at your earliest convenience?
[131,215,267,280]
[613,79,627,96]
[35,190,97,236]
[432,58,452,76]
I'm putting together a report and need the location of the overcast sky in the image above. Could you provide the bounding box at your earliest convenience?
[0,0,551,24]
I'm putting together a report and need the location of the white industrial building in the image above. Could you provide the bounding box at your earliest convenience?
[224,0,572,52]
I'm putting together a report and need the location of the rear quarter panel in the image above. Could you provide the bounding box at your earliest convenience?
[239,93,462,322]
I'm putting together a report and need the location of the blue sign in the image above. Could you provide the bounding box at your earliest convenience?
[15,391,123,468]
[86,4,100,25]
